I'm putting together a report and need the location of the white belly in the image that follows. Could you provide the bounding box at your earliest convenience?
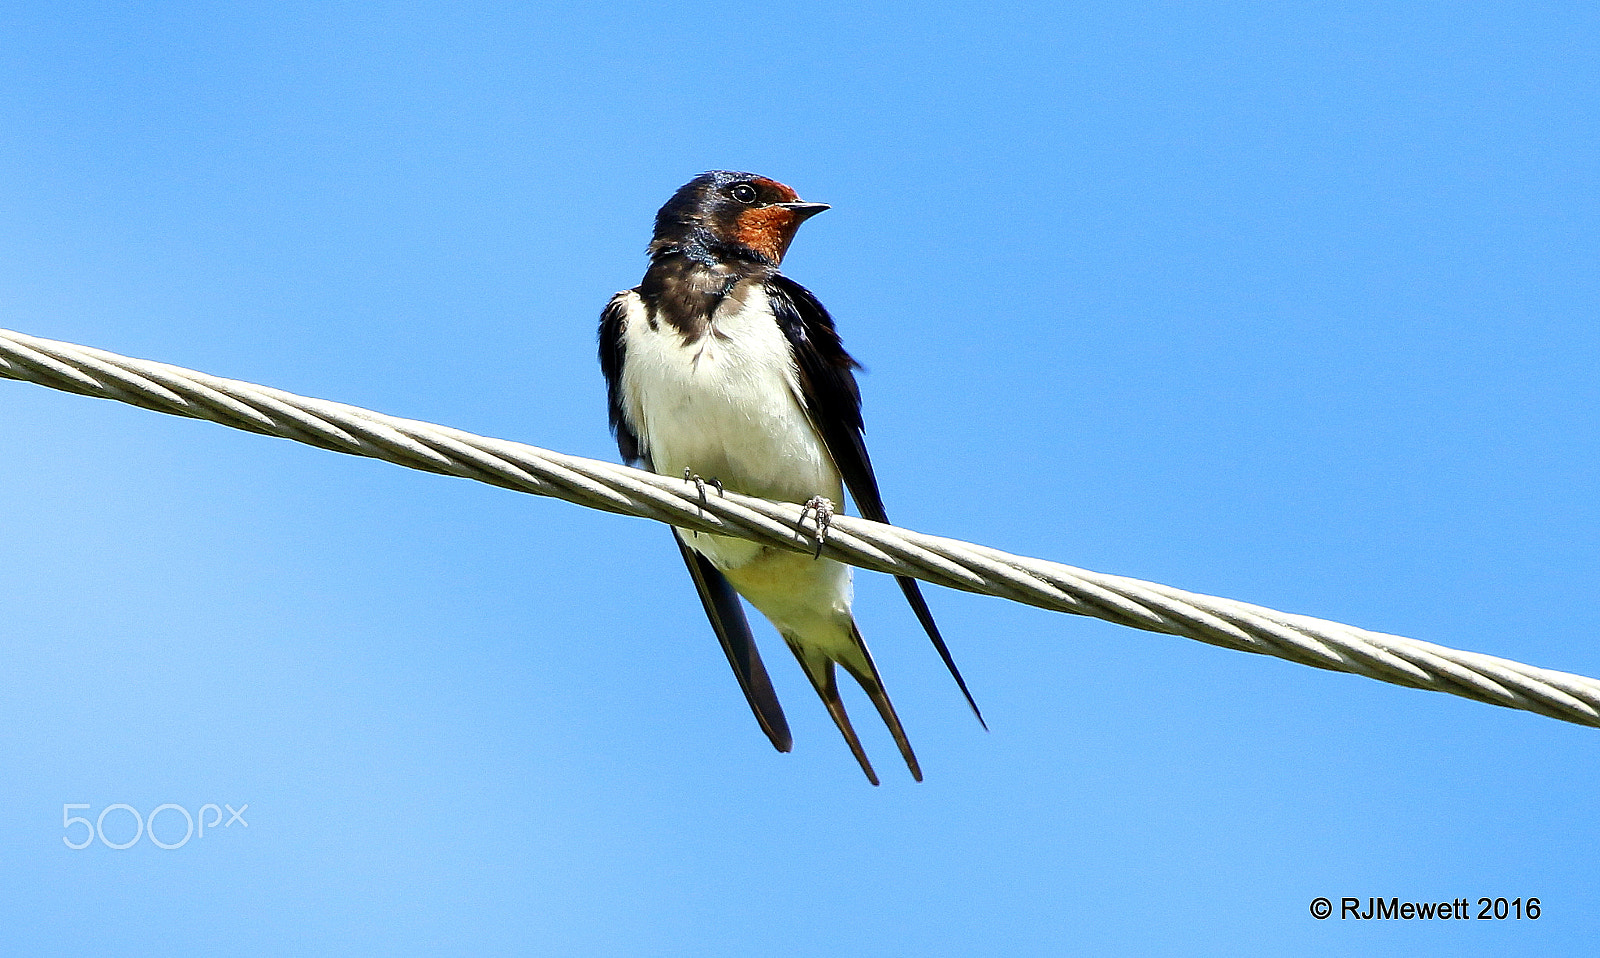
[619,285,844,571]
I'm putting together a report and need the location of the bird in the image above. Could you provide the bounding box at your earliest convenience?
[597,171,981,784]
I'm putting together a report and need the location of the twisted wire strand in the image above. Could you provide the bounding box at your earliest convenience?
[4,326,1598,729]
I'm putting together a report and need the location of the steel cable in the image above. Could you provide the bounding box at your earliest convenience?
[3,327,1596,729]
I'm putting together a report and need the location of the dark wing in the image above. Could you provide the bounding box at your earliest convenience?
[766,274,985,728]
[598,291,793,752]
[674,535,792,752]
[598,294,642,466]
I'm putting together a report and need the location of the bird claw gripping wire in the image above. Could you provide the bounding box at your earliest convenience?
[798,495,835,559]
[682,468,723,531]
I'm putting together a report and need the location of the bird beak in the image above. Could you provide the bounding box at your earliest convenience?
[777,202,830,222]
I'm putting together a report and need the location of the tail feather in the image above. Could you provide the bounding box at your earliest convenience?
[783,626,922,785]
[797,656,881,786]
[837,625,923,783]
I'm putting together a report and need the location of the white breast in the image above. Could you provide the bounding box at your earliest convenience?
[619,284,841,503]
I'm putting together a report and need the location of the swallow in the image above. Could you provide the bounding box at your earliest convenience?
[598,171,982,784]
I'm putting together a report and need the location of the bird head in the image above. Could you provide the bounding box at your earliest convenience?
[650,171,829,268]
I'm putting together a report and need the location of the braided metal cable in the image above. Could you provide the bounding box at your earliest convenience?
[3,326,1598,729]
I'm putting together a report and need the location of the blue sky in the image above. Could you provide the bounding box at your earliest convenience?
[1,2,1595,954]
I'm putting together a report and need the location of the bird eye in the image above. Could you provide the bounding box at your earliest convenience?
[730,184,758,204]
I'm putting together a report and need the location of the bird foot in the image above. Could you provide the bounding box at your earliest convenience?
[798,495,835,559]
[682,469,724,534]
